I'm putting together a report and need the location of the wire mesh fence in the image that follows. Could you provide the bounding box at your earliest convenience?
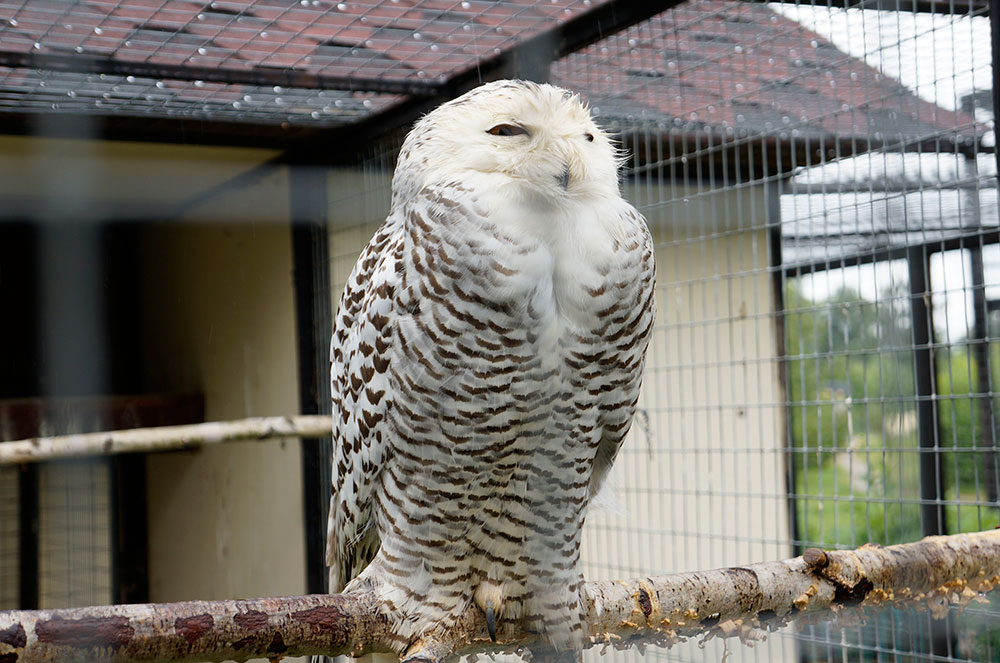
[0,0,997,662]
[319,2,998,661]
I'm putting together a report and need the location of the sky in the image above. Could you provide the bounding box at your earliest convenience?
[770,4,996,340]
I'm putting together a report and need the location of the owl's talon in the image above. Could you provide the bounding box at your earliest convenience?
[485,606,498,642]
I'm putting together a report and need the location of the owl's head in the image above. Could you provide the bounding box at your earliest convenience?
[392,80,622,209]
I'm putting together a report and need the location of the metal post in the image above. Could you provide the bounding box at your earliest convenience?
[963,155,999,503]
[907,245,952,658]
[766,178,801,554]
[992,0,1000,191]
[17,464,38,609]
[290,164,334,595]
[907,245,947,536]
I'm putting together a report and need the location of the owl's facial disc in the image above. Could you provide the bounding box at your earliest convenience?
[391,81,621,209]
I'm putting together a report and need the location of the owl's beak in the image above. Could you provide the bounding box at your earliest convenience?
[557,164,570,190]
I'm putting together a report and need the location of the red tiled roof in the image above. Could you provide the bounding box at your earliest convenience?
[552,1,980,146]
[0,0,597,85]
[0,0,983,147]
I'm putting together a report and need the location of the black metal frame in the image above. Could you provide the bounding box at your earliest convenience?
[290,164,334,595]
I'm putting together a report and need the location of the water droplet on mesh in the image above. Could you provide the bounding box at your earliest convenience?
[273,85,283,93]
[33,42,41,49]
[260,31,269,38]
[126,75,135,83]
[156,81,165,88]
[363,99,372,108]
[67,90,76,97]
[311,111,320,119]
[461,0,470,6]
[94,27,102,34]
[233,101,242,109]
[337,2,346,9]
[197,47,207,55]
[430,44,438,52]
[413,32,422,40]
[75,46,84,53]
[734,45,743,53]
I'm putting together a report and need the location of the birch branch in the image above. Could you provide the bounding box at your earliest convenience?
[0,415,334,465]
[2,530,999,663]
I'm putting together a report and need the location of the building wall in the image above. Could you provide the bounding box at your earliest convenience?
[140,165,307,604]
[0,137,309,616]
[0,136,305,620]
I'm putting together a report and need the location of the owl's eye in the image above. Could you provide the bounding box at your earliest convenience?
[585,133,595,142]
[487,124,528,137]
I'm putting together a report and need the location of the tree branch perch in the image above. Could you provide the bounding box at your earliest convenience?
[0,416,334,465]
[2,530,999,663]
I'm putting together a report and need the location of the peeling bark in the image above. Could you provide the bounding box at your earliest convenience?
[0,416,334,465]
[1,530,999,662]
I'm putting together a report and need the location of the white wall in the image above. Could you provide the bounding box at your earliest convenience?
[140,166,307,604]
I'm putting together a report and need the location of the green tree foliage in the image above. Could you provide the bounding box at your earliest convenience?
[784,279,998,550]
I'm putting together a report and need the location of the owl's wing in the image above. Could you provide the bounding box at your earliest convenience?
[326,215,402,593]
[588,207,657,499]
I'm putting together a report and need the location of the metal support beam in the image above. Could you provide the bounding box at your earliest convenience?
[782,228,1000,278]
[766,177,802,556]
[17,464,38,609]
[290,164,334,595]
[993,0,1000,188]
[963,156,999,503]
[907,243,953,659]
[907,245,948,537]
[0,50,440,97]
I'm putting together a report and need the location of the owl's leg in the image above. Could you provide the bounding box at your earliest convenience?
[485,607,498,643]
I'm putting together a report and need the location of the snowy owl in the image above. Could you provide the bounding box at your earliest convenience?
[327,79,656,660]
